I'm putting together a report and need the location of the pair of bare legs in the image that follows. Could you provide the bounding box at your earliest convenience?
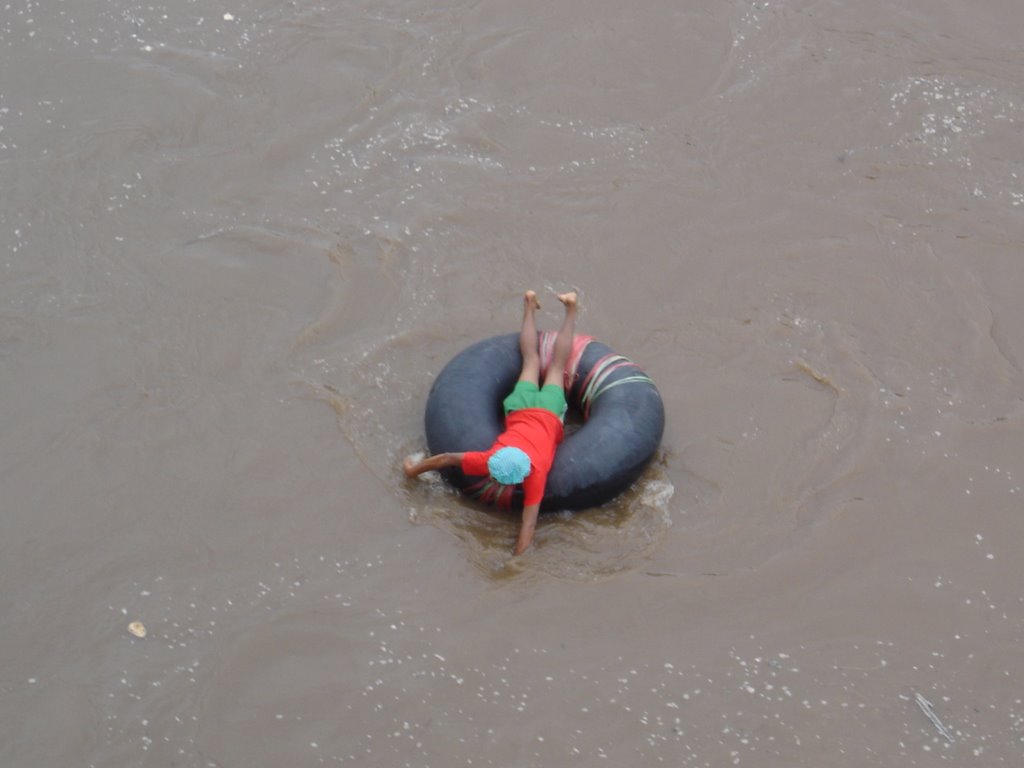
[403,290,577,555]
[520,289,578,390]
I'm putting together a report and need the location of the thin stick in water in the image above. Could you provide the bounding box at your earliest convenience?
[914,692,954,743]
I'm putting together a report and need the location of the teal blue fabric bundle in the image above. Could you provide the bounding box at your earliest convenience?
[487,446,531,485]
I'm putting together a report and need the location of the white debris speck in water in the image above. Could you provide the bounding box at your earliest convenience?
[223,13,235,22]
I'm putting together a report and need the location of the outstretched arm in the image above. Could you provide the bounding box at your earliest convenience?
[403,452,464,478]
[513,503,540,555]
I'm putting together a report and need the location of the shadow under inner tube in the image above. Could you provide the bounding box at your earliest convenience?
[425,333,665,512]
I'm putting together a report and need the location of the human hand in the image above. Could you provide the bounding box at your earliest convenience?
[403,456,419,477]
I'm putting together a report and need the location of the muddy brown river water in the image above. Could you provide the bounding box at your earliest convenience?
[3,1,1024,766]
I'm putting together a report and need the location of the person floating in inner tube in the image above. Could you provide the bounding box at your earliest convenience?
[403,289,578,555]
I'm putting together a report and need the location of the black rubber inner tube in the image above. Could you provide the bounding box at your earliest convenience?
[424,333,665,512]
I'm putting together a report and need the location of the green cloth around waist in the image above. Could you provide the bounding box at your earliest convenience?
[502,381,568,420]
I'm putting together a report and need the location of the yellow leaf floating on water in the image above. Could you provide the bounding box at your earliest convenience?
[127,621,147,638]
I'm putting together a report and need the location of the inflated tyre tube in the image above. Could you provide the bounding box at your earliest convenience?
[424,333,665,512]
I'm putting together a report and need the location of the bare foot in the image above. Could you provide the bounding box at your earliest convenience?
[524,290,541,310]
[556,291,578,308]
[403,456,418,478]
